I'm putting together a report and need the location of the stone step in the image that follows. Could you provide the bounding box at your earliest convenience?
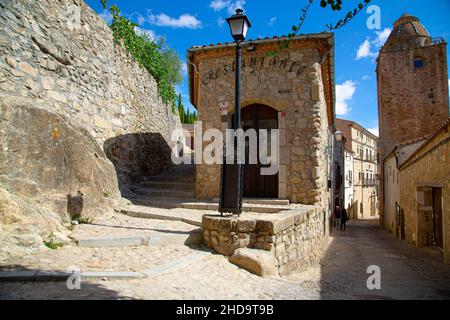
[139,180,195,189]
[130,197,287,214]
[142,175,195,183]
[134,187,195,198]
[121,207,202,227]
[150,230,203,246]
[213,198,290,206]
[0,271,142,282]
[75,232,203,248]
[76,235,151,248]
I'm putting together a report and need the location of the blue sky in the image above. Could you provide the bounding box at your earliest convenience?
[85,0,450,136]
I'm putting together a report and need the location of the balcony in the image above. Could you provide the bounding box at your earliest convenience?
[356,179,377,187]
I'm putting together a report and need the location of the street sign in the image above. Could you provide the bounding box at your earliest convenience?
[220,102,228,116]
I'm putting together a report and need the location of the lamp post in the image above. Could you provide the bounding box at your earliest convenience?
[218,9,252,216]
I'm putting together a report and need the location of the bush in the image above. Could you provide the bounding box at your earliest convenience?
[101,1,182,111]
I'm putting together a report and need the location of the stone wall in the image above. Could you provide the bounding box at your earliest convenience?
[202,207,328,276]
[399,120,450,264]
[377,42,449,159]
[0,0,181,259]
[0,0,182,194]
[189,37,333,207]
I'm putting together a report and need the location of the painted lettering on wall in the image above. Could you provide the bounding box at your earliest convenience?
[202,55,306,85]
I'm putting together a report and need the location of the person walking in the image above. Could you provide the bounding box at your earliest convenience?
[334,206,341,231]
[341,207,348,231]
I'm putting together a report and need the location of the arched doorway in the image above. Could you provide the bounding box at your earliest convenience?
[233,104,279,198]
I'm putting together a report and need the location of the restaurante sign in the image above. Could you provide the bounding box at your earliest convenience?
[202,54,306,85]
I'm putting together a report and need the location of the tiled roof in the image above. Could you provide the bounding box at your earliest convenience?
[188,33,333,51]
[398,117,450,169]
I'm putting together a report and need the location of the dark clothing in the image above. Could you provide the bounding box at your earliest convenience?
[334,209,341,219]
[340,209,348,231]
[341,209,348,222]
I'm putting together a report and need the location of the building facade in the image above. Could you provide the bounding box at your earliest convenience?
[187,34,336,210]
[336,118,379,219]
[398,118,450,264]
[343,145,355,218]
[382,137,427,236]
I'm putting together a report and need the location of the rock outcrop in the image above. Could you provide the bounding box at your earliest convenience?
[0,0,182,259]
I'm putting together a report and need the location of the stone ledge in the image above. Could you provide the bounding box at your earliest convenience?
[203,207,317,236]
[202,205,326,276]
[0,271,142,282]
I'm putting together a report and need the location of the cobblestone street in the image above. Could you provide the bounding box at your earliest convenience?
[1,216,450,300]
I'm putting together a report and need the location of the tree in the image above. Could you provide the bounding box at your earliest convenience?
[290,0,373,36]
[177,94,197,124]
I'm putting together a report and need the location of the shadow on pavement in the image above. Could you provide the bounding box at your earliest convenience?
[0,265,134,300]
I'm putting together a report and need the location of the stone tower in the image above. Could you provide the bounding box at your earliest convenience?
[377,14,449,158]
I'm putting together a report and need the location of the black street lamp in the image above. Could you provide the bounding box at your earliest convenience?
[218,9,251,216]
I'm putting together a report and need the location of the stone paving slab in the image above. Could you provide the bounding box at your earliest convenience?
[76,236,151,248]
[143,251,211,277]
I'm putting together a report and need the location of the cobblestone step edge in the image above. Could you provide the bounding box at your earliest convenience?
[0,251,211,283]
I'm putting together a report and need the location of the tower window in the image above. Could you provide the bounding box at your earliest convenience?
[414,58,424,68]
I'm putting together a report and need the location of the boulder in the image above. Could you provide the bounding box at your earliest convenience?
[229,248,278,277]
[0,102,121,260]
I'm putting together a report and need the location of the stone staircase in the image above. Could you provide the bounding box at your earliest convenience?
[131,164,196,201]
[129,164,291,213]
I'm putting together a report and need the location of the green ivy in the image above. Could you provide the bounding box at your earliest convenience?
[101,1,182,112]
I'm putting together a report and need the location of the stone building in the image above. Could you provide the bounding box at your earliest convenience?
[398,118,450,264]
[336,119,379,219]
[378,14,450,239]
[343,145,355,218]
[377,14,449,159]
[382,137,427,236]
[187,34,336,209]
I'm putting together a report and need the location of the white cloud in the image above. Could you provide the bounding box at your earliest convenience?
[356,39,377,60]
[362,75,371,81]
[134,27,159,41]
[368,127,379,137]
[209,0,246,15]
[335,80,357,116]
[149,13,202,29]
[227,0,246,14]
[210,0,230,11]
[373,28,391,47]
[268,17,277,26]
[217,17,226,28]
[99,9,113,24]
[136,14,146,26]
[355,28,392,60]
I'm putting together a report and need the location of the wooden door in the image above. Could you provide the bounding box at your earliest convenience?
[239,105,278,198]
[433,188,443,249]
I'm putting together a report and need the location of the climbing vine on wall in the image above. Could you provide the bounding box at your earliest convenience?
[100,1,182,112]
